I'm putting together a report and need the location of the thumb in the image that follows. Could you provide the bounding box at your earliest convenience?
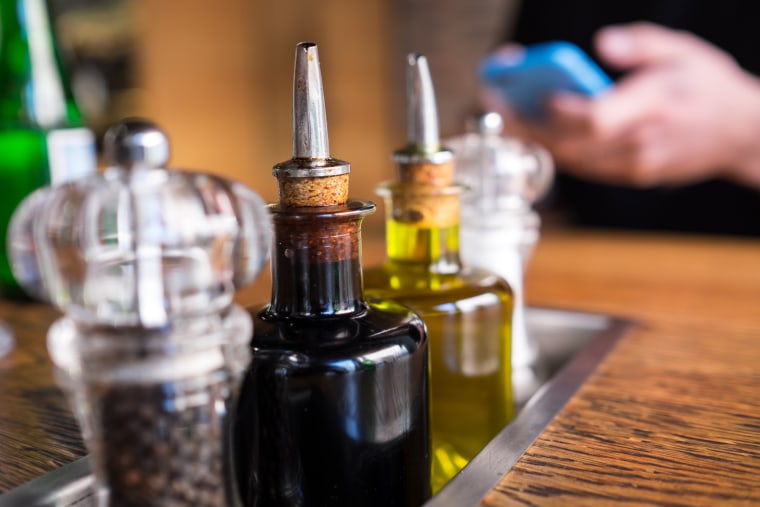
[594,22,705,70]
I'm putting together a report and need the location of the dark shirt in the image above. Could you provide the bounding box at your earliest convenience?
[511,0,760,236]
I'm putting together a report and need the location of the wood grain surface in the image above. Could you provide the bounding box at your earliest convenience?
[0,301,82,492]
[1,228,759,505]
[484,230,760,506]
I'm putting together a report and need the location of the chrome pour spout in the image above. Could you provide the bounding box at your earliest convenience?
[394,53,452,164]
[274,42,350,179]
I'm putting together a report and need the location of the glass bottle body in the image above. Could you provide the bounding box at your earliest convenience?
[0,0,95,292]
[363,186,514,493]
[235,202,431,506]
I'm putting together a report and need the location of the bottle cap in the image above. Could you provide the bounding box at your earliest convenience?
[104,118,171,169]
[9,118,271,327]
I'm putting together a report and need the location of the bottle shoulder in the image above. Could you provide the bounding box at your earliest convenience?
[363,263,513,303]
[246,301,428,367]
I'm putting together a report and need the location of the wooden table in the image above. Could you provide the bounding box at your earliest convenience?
[489,229,760,506]
[1,229,759,505]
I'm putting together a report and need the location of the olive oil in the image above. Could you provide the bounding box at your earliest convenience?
[365,207,512,493]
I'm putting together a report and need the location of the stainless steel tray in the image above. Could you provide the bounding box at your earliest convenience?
[428,308,630,506]
[0,307,631,507]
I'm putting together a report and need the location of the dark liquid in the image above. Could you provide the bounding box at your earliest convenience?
[270,239,363,316]
[235,261,430,506]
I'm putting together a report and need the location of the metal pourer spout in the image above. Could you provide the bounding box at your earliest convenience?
[393,53,453,184]
[293,42,329,161]
[406,54,439,156]
[273,42,350,207]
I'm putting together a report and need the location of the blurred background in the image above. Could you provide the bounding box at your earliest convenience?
[50,0,521,233]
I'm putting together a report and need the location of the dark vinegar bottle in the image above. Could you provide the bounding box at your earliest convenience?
[234,42,431,507]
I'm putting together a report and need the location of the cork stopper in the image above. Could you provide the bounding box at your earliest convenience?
[384,53,460,228]
[273,42,350,207]
[392,53,454,185]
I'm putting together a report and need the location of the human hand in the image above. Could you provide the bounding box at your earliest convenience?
[483,22,760,188]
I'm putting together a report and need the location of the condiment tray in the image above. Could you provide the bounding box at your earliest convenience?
[0,306,631,507]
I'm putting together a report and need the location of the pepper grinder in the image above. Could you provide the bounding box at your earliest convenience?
[10,119,271,506]
[446,111,554,409]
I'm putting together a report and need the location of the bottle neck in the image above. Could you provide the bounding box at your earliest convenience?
[380,183,463,274]
[0,0,80,127]
[268,201,374,319]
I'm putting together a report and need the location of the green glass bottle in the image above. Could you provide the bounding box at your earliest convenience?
[0,0,96,294]
[363,54,514,494]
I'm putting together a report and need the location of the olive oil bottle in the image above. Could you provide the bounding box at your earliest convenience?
[363,54,514,494]
[234,43,431,506]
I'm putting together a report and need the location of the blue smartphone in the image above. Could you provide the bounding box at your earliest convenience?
[479,41,613,120]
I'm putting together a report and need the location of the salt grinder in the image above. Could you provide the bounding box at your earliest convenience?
[447,111,554,408]
[10,119,271,506]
